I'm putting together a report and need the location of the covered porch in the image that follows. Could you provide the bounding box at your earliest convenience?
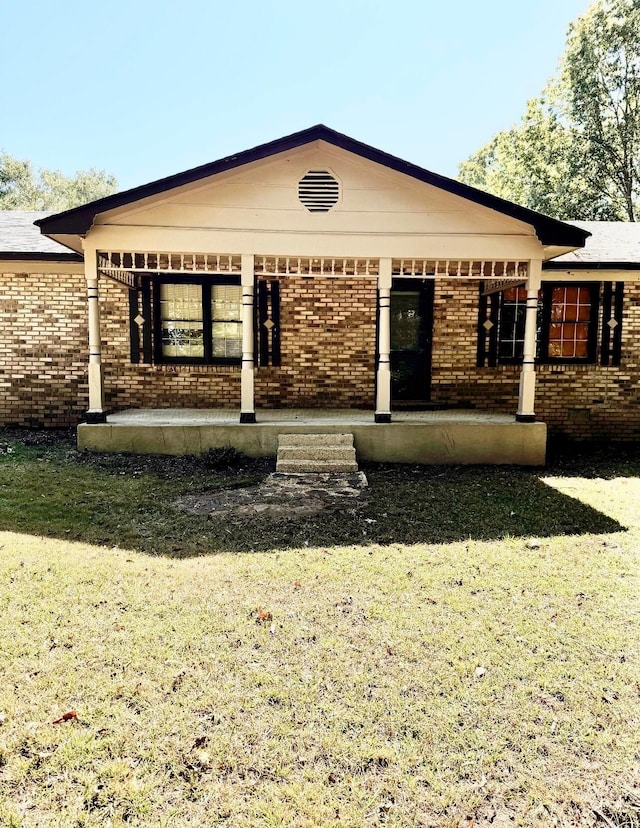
[34,125,590,463]
[78,408,547,465]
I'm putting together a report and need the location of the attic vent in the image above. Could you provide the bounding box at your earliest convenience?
[298,170,339,212]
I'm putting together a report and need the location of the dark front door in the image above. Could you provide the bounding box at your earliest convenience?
[390,278,434,403]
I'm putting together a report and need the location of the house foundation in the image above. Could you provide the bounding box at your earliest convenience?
[77,408,547,466]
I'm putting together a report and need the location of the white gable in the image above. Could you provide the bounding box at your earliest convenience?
[88,142,545,260]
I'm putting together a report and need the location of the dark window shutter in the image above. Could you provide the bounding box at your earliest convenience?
[271,281,281,367]
[257,280,281,367]
[600,282,624,366]
[128,284,141,364]
[477,289,488,367]
[487,293,499,367]
[141,278,153,363]
[257,280,269,367]
[601,282,612,365]
[612,281,624,365]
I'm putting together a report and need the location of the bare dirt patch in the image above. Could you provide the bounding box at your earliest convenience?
[175,471,368,518]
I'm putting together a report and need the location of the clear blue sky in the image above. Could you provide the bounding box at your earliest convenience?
[2,0,589,191]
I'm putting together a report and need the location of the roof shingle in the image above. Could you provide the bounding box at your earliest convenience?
[547,221,640,267]
[0,211,81,259]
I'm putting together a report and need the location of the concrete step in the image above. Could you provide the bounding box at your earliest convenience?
[276,432,358,474]
[276,459,359,474]
[278,432,355,447]
[277,446,357,463]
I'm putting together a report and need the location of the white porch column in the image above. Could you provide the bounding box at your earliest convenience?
[516,259,542,422]
[240,253,256,423]
[84,245,106,422]
[375,258,392,423]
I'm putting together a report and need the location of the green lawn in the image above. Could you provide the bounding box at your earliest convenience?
[0,431,639,826]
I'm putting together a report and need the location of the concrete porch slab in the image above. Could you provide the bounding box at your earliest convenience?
[77,408,547,466]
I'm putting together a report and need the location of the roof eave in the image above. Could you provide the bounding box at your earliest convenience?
[0,251,83,262]
[543,260,640,270]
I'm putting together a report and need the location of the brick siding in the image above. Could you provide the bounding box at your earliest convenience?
[3,269,640,438]
[430,279,640,439]
[0,270,88,426]
[254,275,377,408]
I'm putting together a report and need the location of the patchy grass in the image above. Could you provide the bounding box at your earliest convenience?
[0,430,623,555]
[0,430,639,826]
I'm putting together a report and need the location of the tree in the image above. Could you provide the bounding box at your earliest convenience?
[564,0,640,220]
[0,152,117,211]
[458,0,640,221]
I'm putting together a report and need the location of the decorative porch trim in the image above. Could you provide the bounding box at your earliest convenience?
[481,278,527,295]
[254,256,380,277]
[393,259,528,280]
[97,251,242,280]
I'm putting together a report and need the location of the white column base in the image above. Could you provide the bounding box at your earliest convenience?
[88,356,105,412]
[375,364,391,422]
[516,369,536,422]
[240,365,256,423]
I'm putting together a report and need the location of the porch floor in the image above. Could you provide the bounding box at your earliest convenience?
[78,408,547,466]
[106,408,514,426]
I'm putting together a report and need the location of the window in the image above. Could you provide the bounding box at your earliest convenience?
[496,285,529,363]
[479,282,600,366]
[539,283,598,363]
[159,283,204,359]
[541,285,596,361]
[154,278,242,364]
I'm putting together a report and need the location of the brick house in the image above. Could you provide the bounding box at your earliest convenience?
[1,125,639,463]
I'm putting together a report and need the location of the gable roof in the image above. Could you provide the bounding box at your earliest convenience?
[544,221,640,270]
[0,211,82,261]
[36,124,589,248]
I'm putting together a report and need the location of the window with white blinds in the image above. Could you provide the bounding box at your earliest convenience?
[160,283,204,358]
[156,280,242,363]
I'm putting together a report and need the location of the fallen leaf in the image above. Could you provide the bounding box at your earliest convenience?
[474,666,486,678]
[52,710,77,724]
[256,607,273,623]
[293,581,302,590]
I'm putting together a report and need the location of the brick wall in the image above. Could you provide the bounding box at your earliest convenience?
[430,278,640,439]
[254,275,377,408]
[101,278,242,411]
[0,270,88,426]
[99,275,377,412]
[3,269,640,438]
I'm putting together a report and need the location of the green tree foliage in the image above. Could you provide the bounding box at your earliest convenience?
[0,152,117,210]
[459,0,640,221]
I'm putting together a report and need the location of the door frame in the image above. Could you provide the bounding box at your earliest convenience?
[388,277,434,404]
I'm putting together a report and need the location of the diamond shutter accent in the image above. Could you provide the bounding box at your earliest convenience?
[298,171,339,212]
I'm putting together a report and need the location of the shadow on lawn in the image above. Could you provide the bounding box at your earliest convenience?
[0,429,627,556]
[547,438,640,479]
